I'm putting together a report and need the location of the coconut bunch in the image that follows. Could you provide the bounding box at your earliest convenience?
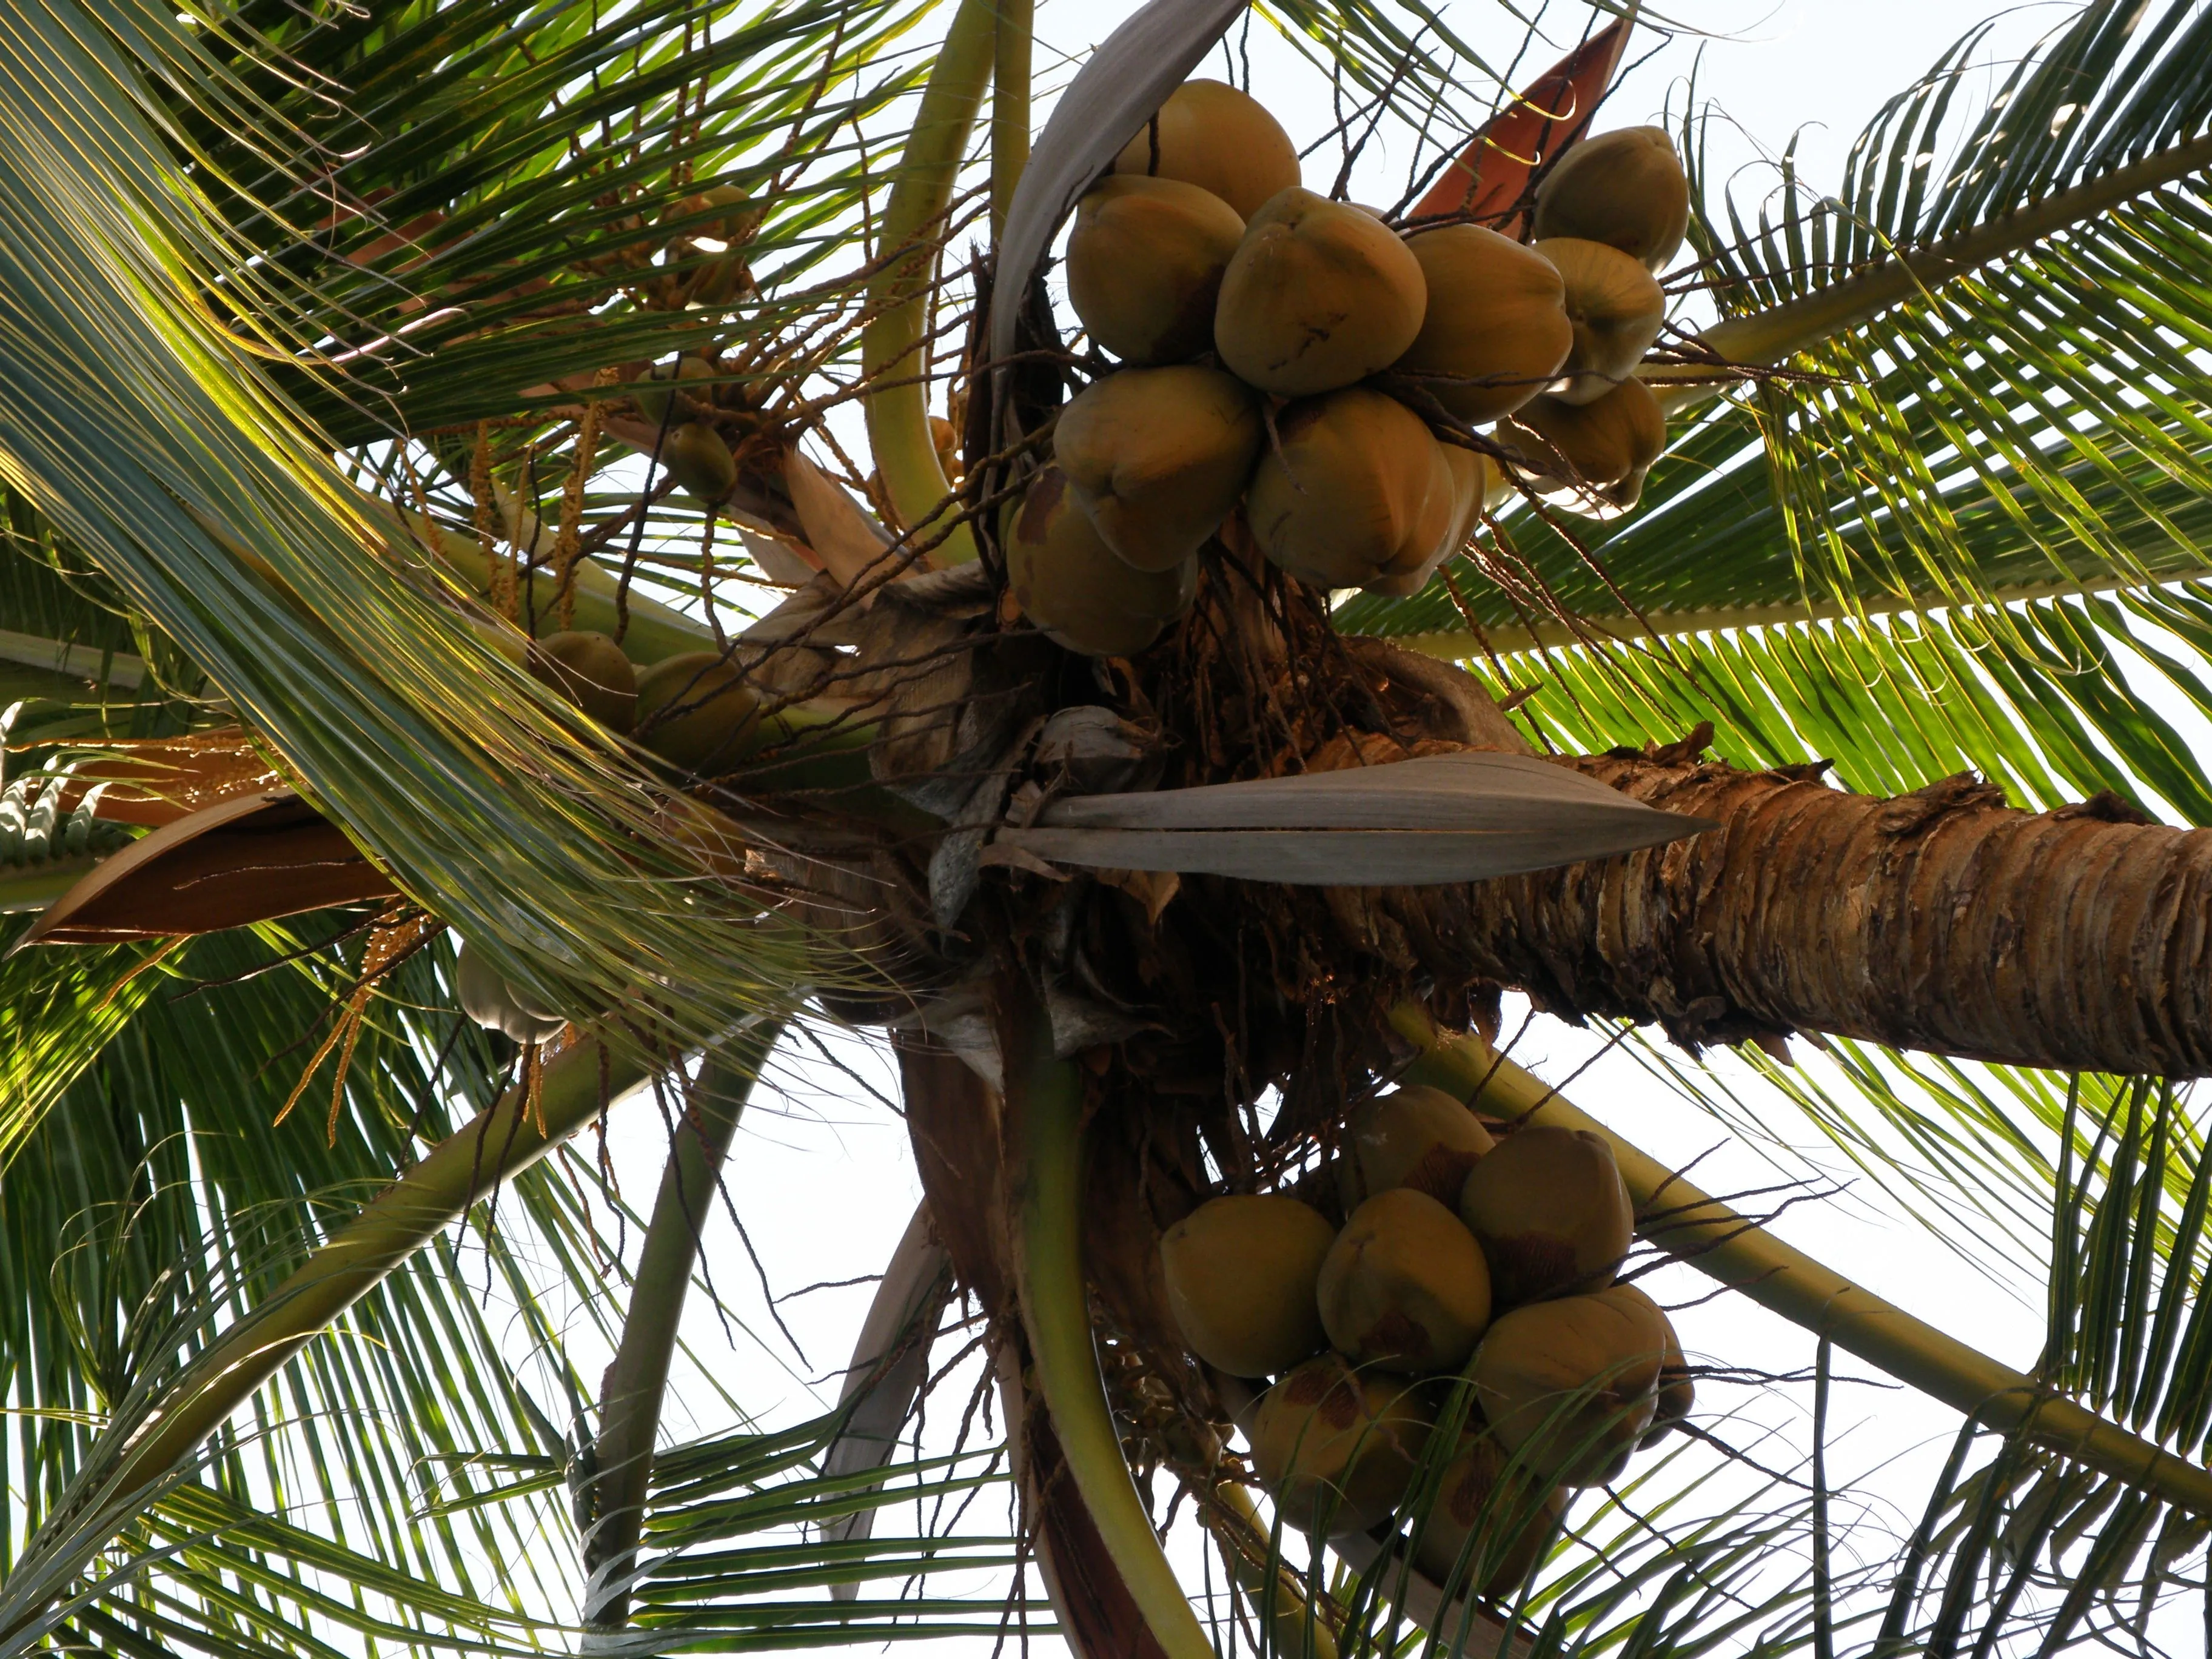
[1012,82,1690,657]
[1157,1087,1695,1594]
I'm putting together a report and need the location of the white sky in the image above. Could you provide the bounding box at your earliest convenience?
[526,1,2194,1653]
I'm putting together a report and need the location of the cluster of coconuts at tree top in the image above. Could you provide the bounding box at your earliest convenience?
[1009,78,1688,660]
[1159,1085,1693,1594]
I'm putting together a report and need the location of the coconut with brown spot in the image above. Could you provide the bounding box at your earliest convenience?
[1318,1188,1493,1374]
[1248,1353,1433,1536]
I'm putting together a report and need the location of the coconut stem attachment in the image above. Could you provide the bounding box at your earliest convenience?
[586,1026,782,1631]
[1004,982,1215,1659]
[860,0,993,565]
[1390,1004,2212,1518]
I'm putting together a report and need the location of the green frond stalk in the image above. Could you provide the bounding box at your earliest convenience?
[1005,991,1213,1659]
[991,0,1034,236]
[587,1027,782,1632]
[1649,130,2212,410]
[1395,1009,2212,1518]
[0,859,102,914]
[861,0,995,563]
[0,1028,660,1644]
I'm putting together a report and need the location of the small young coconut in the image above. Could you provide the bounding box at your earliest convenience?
[1246,387,1457,590]
[454,942,567,1045]
[633,355,717,428]
[1110,79,1301,220]
[1532,238,1665,406]
[1470,1283,1669,1486]
[1412,1431,1565,1595]
[528,629,637,732]
[1639,1307,1694,1447]
[1248,1353,1432,1537]
[1215,189,1428,397]
[1532,127,1691,272]
[634,651,760,774]
[1337,1084,1497,1208]
[1393,224,1574,422]
[1318,1188,1493,1375]
[1457,1125,1634,1307]
[1501,377,1666,512]
[1158,1194,1336,1378]
[1054,366,1262,572]
[662,421,738,504]
[1005,466,1198,657]
[1067,176,1247,365]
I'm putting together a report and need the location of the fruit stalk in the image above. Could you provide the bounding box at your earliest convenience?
[1394,1009,2212,1518]
[1003,982,1215,1659]
[860,0,993,564]
[585,1026,782,1631]
[0,1031,658,1646]
[1646,130,2212,409]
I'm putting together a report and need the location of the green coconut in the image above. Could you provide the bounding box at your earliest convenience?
[634,651,760,774]
[1363,437,1486,597]
[1245,387,1457,591]
[634,355,716,427]
[662,420,738,504]
[1248,1354,1432,1537]
[1532,238,1666,406]
[1317,1188,1493,1375]
[1054,366,1262,572]
[1393,224,1574,422]
[1532,126,1691,272]
[1158,1194,1335,1378]
[454,943,566,1045]
[1469,1283,1669,1487]
[1066,176,1247,365]
[1215,189,1428,397]
[1457,1125,1634,1308]
[1005,466,1197,657]
[1337,1084,1497,1208]
[1640,1307,1694,1447]
[1411,1432,1564,1595]
[528,629,638,732]
[1110,78,1301,220]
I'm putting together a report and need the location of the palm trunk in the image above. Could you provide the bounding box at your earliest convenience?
[1336,725,2212,1075]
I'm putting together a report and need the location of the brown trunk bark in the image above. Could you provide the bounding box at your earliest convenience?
[1373,739,2212,1075]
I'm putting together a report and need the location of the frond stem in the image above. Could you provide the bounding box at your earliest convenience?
[991,0,1033,238]
[1004,980,1215,1659]
[861,0,996,564]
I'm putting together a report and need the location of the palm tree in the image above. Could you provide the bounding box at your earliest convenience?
[1,0,2210,1651]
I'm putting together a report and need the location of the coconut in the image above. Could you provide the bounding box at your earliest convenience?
[1457,1125,1634,1308]
[1067,176,1247,366]
[1246,387,1456,590]
[634,651,760,774]
[528,629,637,732]
[1502,377,1666,512]
[663,421,738,504]
[1337,1085,1497,1208]
[1641,1313,1694,1447]
[1215,189,1427,397]
[1054,366,1262,572]
[1532,127,1691,272]
[455,943,566,1045]
[1159,1194,1336,1377]
[1363,437,1487,597]
[634,355,716,427]
[930,415,962,480]
[1318,1188,1492,1375]
[1248,1354,1432,1537]
[1532,238,1665,406]
[1005,466,1198,657]
[1469,1284,1669,1486]
[1110,78,1301,220]
[1412,1432,1564,1595]
[1393,224,1574,422]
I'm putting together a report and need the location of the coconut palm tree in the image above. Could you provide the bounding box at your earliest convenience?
[2,0,2211,1651]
